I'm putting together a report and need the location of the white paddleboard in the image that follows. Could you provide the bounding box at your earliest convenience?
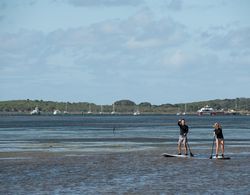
[211,156,231,160]
[162,153,192,158]
[162,153,231,160]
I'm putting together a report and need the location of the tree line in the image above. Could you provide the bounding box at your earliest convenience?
[0,98,249,114]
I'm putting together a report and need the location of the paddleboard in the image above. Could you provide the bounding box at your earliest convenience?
[162,153,231,160]
[162,153,192,158]
[211,156,231,160]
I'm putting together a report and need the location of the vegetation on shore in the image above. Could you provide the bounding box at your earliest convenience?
[0,98,249,115]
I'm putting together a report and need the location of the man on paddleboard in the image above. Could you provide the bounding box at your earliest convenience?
[177,119,189,155]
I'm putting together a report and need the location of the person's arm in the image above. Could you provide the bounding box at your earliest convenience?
[178,120,181,127]
[214,129,218,138]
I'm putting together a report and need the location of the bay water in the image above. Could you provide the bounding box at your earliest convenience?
[0,115,249,194]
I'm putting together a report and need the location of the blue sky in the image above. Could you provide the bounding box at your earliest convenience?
[0,0,250,105]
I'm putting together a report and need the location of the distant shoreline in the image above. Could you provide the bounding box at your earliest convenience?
[0,111,249,116]
[0,98,249,115]
[0,111,197,116]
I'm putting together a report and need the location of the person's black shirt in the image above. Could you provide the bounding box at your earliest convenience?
[214,128,224,139]
[178,122,189,136]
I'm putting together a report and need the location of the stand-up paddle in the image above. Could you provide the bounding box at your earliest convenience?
[209,136,215,159]
[186,139,194,157]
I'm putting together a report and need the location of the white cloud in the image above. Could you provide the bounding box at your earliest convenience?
[0,8,211,82]
[1,4,250,103]
[0,9,191,102]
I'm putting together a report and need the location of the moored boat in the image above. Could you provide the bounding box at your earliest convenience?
[53,109,61,115]
[197,105,224,116]
[30,106,40,115]
[133,110,140,116]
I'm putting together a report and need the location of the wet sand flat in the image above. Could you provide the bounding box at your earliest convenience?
[1,146,250,195]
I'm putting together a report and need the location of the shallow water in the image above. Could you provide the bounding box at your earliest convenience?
[0,115,250,194]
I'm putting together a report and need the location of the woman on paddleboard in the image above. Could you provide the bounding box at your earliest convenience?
[177,119,189,155]
[213,122,224,158]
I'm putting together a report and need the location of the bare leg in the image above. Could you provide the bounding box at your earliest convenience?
[178,144,181,154]
[221,140,224,155]
[184,143,188,155]
[215,139,219,157]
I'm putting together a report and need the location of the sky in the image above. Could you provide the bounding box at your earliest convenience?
[0,0,250,105]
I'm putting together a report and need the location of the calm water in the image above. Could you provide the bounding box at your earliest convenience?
[0,115,250,194]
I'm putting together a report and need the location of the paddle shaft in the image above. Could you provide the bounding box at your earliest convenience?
[186,137,194,157]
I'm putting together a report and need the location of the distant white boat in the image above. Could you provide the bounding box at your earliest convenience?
[225,109,240,115]
[64,102,69,114]
[197,105,224,116]
[197,105,214,115]
[53,109,61,115]
[183,104,187,115]
[30,106,40,115]
[99,105,103,114]
[133,110,140,116]
[87,104,92,114]
[133,106,140,115]
[177,104,187,115]
[111,104,116,114]
[176,112,186,116]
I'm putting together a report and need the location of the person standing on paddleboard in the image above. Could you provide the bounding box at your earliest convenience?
[213,122,224,158]
[177,119,189,155]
